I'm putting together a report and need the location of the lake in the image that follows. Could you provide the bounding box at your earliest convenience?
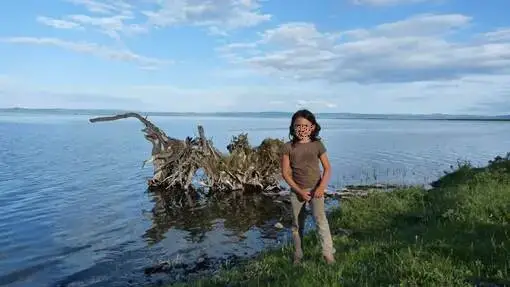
[1,113,510,287]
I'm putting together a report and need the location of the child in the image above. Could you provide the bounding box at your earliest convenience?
[280,109,335,265]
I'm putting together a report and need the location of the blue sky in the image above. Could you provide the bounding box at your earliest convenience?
[0,0,509,114]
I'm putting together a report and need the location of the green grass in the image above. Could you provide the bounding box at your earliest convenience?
[170,154,510,287]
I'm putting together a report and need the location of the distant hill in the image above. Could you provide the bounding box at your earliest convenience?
[1,107,509,121]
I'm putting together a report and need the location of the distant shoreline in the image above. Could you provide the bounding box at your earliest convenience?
[1,107,509,122]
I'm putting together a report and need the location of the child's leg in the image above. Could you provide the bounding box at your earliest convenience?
[310,196,335,262]
[290,191,307,261]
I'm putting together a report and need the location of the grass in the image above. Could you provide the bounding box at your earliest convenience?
[169,154,510,287]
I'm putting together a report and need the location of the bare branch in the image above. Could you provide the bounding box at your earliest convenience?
[89,112,286,194]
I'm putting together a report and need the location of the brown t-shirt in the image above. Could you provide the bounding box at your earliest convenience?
[281,140,327,189]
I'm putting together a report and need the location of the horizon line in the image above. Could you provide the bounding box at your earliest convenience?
[0,107,508,118]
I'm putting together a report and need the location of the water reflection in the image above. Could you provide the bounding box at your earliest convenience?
[143,189,292,246]
[140,188,340,284]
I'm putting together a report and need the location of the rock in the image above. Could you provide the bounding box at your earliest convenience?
[274,222,284,229]
[144,261,170,275]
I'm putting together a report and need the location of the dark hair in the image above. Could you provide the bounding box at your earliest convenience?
[289,109,321,143]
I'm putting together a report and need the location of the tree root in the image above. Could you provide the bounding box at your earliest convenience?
[89,112,286,194]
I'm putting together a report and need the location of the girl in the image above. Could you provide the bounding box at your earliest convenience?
[280,109,335,265]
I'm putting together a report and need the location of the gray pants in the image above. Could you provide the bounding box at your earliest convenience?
[290,188,334,259]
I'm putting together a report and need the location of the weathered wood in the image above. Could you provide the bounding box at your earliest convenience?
[89,112,285,193]
[259,184,392,202]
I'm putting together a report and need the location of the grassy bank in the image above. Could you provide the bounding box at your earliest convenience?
[171,154,510,287]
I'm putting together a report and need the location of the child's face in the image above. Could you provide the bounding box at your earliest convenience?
[293,117,315,141]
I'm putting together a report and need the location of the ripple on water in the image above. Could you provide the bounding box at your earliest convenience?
[2,116,510,286]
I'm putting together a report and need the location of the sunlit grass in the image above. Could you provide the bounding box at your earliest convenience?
[170,153,510,287]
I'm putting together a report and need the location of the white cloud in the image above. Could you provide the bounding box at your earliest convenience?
[0,37,171,69]
[36,0,270,39]
[0,81,239,112]
[352,0,431,6]
[296,100,338,109]
[268,99,338,109]
[37,10,145,40]
[344,14,470,38]
[142,0,271,34]
[1,73,508,114]
[36,16,83,29]
[220,14,510,84]
[484,28,510,42]
[65,0,133,15]
[9,0,272,72]
[4,2,509,115]
[64,14,146,39]
[36,0,140,39]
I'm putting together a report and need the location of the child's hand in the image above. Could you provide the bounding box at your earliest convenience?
[314,186,325,198]
[299,190,312,201]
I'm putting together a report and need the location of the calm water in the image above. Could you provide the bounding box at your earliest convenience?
[1,113,510,286]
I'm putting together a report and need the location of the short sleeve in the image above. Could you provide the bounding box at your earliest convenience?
[280,142,291,156]
[317,140,327,156]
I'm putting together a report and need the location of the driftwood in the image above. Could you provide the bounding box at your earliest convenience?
[89,112,285,193]
[266,189,383,200]
[259,184,399,203]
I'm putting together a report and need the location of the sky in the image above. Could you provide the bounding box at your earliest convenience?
[0,0,509,114]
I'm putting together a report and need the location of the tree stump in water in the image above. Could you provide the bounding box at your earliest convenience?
[89,113,286,194]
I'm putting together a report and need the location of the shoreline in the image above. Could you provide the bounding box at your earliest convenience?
[141,183,404,284]
[165,154,510,286]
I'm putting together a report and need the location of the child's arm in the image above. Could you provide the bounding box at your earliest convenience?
[315,152,332,198]
[281,154,311,200]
